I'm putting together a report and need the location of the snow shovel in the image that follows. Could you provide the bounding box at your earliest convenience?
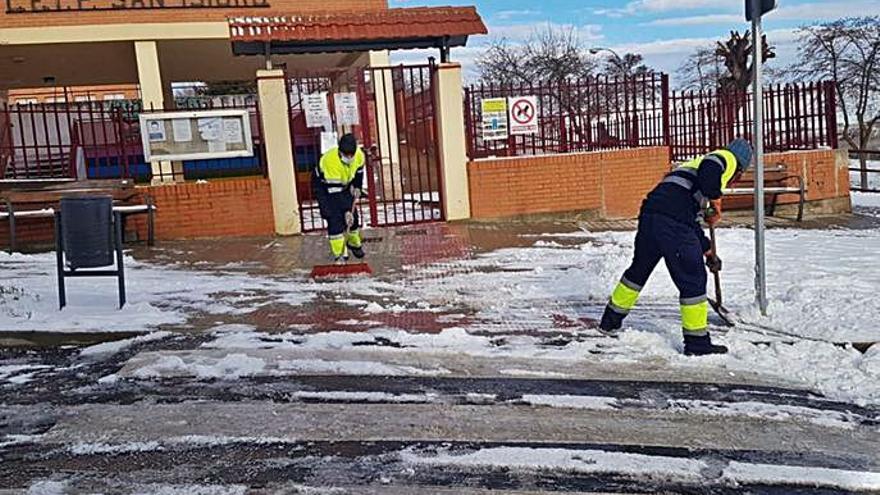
[707,224,735,327]
[310,199,372,279]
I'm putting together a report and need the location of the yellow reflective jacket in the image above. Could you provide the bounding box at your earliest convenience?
[314,147,366,194]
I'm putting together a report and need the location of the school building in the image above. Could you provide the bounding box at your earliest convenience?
[0,1,851,247]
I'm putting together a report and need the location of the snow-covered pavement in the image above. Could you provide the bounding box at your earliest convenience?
[3,210,880,493]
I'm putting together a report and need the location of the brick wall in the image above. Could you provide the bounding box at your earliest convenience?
[1,176,274,250]
[467,147,670,220]
[0,0,387,28]
[723,149,851,212]
[133,177,274,240]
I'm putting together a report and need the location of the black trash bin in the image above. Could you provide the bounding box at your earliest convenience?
[60,196,114,269]
[55,196,126,309]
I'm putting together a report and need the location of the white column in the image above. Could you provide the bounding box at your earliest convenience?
[433,63,471,220]
[257,69,301,235]
[135,41,181,183]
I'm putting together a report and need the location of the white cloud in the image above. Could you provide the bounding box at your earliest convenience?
[646,0,880,26]
[768,0,880,20]
[614,28,798,57]
[645,14,743,26]
[495,10,542,21]
[596,0,735,17]
[489,22,604,43]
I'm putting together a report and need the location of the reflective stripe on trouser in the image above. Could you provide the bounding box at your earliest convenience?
[609,277,642,315]
[680,295,708,336]
[346,229,362,248]
[329,235,347,257]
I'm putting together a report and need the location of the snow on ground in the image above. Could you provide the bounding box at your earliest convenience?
[401,446,880,491]
[105,323,877,406]
[326,227,880,343]
[854,191,880,208]
[0,253,315,333]
[79,331,172,357]
[850,161,880,189]
[0,364,52,385]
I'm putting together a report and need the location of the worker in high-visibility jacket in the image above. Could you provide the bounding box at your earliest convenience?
[312,133,366,263]
[598,138,753,356]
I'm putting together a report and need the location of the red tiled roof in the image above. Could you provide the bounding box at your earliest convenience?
[228,6,487,43]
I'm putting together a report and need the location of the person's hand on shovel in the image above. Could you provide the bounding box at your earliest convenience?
[705,199,723,227]
[705,250,723,273]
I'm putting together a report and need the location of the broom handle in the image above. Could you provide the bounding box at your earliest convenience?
[709,224,723,307]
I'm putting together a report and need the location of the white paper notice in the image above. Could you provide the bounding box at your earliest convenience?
[223,118,244,144]
[305,93,331,129]
[172,119,193,142]
[320,131,338,154]
[147,120,166,142]
[197,117,222,141]
[334,92,360,126]
[208,140,226,153]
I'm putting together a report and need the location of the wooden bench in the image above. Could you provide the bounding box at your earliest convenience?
[0,179,155,253]
[724,165,806,221]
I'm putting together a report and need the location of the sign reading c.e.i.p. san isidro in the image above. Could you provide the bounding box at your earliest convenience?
[6,0,269,13]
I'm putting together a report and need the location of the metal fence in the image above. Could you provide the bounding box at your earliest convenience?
[849,149,880,193]
[465,73,669,159]
[0,99,266,183]
[464,77,839,164]
[669,81,838,161]
[287,64,443,232]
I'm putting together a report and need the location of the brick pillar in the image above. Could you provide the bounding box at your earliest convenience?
[257,69,301,235]
[433,63,471,221]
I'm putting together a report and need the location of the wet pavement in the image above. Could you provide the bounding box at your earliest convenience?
[2,212,880,493]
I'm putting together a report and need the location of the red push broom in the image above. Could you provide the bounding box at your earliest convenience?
[310,201,372,279]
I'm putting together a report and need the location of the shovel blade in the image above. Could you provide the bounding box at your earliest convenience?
[709,297,736,327]
[310,262,372,279]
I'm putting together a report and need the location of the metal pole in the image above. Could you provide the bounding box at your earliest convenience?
[752,2,768,315]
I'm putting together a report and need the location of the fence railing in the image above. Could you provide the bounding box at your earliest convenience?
[0,98,266,183]
[464,77,839,163]
[669,81,837,161]
[465,73,669,159]
[849,148,880,193]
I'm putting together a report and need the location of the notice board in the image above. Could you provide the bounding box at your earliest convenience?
[139,109,254,162]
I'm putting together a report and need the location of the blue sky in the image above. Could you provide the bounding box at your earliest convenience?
[389,0,880,83]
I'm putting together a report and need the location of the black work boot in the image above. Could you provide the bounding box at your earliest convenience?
[347,244,365,259]
[598,305,625,337]
[683,333,728,356]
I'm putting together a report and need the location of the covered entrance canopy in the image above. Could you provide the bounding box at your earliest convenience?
[227,6,486,232]
[228,7,487,62]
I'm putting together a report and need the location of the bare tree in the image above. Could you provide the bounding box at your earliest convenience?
[790,16,880,185]
[676,31,775,92]
[716,30,776,93]
[475,26,598,85]
[677,47,725,92]
[601,53,652,80]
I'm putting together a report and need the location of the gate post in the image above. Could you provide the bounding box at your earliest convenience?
[433,63,471,221]
[257,69,301,235]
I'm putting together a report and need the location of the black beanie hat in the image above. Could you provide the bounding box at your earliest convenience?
[338,133,358,155]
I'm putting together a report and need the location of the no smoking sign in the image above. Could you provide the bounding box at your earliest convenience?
[508,96,539,135]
